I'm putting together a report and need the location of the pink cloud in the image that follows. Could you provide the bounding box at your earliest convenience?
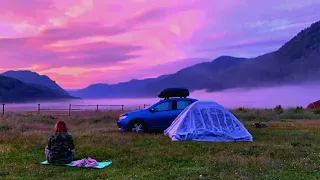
[208,32,227,40]
[0,0,319,89]
[198,38,290,52]
[40,22,129,41]
[0,36,142,69]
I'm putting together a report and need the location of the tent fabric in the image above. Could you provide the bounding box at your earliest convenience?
[164,101,253,142]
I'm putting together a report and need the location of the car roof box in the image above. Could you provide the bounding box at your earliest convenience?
[158,88,190,99]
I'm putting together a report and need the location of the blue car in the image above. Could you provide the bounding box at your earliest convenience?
[117,97,198,133]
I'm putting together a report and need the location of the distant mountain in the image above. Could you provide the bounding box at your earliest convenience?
[70,21,320,98]
[0,75,77,103]
[200,20,320,91]
[69,74,171,98]
[69,56,248,98]
[2,70,70,95]
[140,56,248,96]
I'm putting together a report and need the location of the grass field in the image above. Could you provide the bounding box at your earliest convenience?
[1,107,320,180]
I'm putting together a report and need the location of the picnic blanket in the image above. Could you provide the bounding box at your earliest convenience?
[41,158,112,169]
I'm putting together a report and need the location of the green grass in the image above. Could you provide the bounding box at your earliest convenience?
[1,108,320,179]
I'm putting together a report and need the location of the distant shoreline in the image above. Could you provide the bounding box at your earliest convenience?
[1,105,316,113]
[0,97,81,104]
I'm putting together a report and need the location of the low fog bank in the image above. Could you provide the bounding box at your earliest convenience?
[3,84,320,111]
[191,83,320,108]
[2,97,160,112]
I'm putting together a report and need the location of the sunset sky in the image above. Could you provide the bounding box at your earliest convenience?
[0,0,319,89]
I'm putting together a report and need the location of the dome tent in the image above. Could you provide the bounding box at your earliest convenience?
[164,101,253,142]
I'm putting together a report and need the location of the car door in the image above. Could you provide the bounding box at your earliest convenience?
[151,100,175,129]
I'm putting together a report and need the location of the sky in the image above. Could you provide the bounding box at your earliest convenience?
[0,0,319,89]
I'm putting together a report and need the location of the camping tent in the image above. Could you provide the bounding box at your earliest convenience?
[164,101,253,142]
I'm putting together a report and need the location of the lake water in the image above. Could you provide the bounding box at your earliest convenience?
[2,84,320,112]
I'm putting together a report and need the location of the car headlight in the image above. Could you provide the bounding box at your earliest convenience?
[119,116,127,121]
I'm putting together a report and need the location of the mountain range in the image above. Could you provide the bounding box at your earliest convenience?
[0,75,77,103]
[2,70,69,95]
[69,21,320,98]
[1,21,319,101]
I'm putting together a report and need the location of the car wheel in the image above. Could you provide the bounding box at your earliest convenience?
[129,121,146,133]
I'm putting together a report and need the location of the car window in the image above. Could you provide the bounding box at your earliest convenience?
[177,100,192,110]
[154,101,173,112]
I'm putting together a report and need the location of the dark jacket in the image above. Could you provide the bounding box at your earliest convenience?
[47,132,75,164]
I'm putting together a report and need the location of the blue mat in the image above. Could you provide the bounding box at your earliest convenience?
[41,160,112,169]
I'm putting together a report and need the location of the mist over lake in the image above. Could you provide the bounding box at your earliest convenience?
[3,84,320,112]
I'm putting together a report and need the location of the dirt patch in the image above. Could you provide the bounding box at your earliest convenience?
[296,119,320,126]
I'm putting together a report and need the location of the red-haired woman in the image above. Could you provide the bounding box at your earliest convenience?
[45,121,75,164]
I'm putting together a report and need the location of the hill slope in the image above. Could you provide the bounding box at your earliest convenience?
[69,56,247,98]
[140,56,248,96]
[202,20,320,91]
[0,75,77,103]
[70,21,320,98]
[69,74,170,98]
[2,70,70,95]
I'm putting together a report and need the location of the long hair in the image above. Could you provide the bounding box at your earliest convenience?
[55,121,68,133]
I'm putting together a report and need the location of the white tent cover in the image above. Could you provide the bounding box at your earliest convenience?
[164,101,253,142]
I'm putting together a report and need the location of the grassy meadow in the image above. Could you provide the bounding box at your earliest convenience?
[1,106,320,179]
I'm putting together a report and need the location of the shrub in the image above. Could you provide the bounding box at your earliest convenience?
[274,105,284,114]
[292,106,304,113]
[236,107,249,112]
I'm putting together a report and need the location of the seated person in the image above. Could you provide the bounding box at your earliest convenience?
[45,120,75,164]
